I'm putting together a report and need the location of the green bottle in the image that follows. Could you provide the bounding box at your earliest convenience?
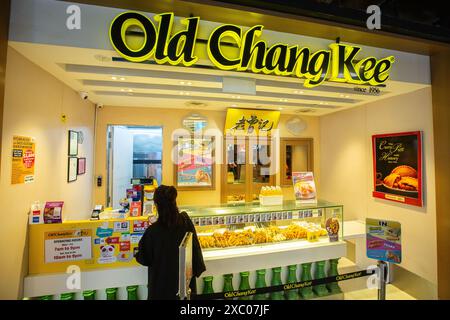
[313,261,329,297]
[270,267,284,300]
[106,288,118,300]
[327,258,342,294]
[202,276,215,294]
[38,295,53,300]
[82,290,96,300]
[299,263,314,299]
[285,265,300,300]
[238,271,251,300]
[223,274,234,300]
[60,292,75,300]
[253,269,269,300]
[127,285,139,300]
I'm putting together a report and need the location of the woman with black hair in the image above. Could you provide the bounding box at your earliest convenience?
[135,185,206,300]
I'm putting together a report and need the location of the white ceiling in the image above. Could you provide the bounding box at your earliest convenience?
[9,41,429,116]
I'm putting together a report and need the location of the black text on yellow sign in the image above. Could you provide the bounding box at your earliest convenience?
[110,12,395,88]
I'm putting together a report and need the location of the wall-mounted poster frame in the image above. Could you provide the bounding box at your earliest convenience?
[68,130,79,156]
[372,131,422,207]
[77,157,86,175]
[68,157,78,183]
[173,135,215,191]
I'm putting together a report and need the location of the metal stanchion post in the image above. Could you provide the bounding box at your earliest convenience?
[377,260,387,300]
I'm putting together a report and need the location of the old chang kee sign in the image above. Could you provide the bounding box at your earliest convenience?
[109,12,395,88]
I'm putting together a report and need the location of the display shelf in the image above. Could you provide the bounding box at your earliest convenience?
[181,199,342,217]
[343,220,366,240]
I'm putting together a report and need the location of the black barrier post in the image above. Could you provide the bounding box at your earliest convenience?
[377,260,387,300]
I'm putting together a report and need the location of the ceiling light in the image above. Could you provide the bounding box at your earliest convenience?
[120,89,125,92]
[345,95,350,98]
[279,107,283,110]
[128,89,133,92]
[179,91,184,95]
[319,102,324,105]
[120,77,126,81]
[299,91,304,94]
[231,104,237,107]
[180,81,185,85]
[185,92,190,95]
[294,90,298,94]
[112,76,117,80]
[339,94,344,97]
[187,82,192,86]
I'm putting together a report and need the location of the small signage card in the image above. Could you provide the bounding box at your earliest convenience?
[43,201,64,224]
[366,218,402,263]
[292,172,317,204]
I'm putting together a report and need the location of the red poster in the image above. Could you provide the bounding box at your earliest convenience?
[372,131,422,207]
[120,241,131,252]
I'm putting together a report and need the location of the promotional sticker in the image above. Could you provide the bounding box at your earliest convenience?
[113,221,130,233]
[96,227,113,238]
[106,237,119,244]
[98,245,117,264]
[133,220,149,233]
[120,233,131,242]
[130,234,142,244]
[117,251,133,262]
[120,241,131,252]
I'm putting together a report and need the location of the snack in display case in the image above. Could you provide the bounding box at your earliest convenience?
[259,186,283,206]
[182,200,342,250]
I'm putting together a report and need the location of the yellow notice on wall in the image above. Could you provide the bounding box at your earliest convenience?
[224,108,280,136]
[11,135,36,184]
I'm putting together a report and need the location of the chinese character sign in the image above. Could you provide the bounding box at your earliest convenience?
[225,109,280,136]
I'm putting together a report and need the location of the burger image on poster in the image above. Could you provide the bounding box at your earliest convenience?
[285,116,307,135]
[98,245,117,264]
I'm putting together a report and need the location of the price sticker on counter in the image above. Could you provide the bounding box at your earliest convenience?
[254,214,261,222]
[271,212,277,221]
[243,214,249,223]
[225,216,232,225]
[192,218,200,226]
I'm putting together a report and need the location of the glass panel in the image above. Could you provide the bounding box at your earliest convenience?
[285,144,308,182]
[226,141,246,185]
[251,143,271,183]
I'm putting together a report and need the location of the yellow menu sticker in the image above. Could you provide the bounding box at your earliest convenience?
[11,135,36,184]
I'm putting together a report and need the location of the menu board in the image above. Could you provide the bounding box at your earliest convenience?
[366,218,401,263]
[372,131,422,207]
[176,136,214,188]
[11,135,35,184]
[292,172,317,204]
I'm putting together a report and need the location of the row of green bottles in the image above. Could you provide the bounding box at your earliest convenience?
[38,286,141,300]
[200,259,341,301]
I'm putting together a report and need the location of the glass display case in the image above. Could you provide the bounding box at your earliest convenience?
[180,200,343,250]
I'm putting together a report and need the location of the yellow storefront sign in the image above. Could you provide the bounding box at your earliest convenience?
[11,135,35,184]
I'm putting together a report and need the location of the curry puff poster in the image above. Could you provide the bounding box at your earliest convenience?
[372,131,422,207]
